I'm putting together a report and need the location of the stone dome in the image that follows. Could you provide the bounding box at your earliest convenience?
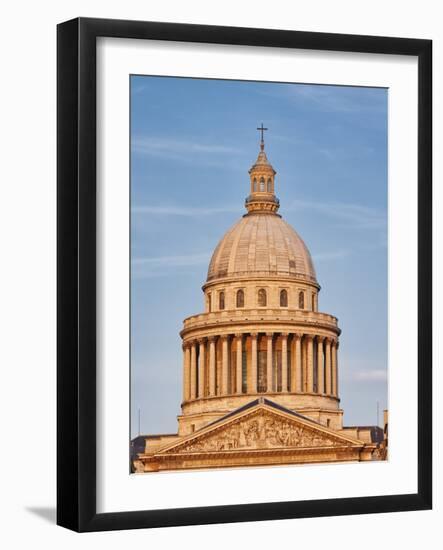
[206,212,317,284]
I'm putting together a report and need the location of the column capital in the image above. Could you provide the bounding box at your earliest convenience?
[250,332,258,339]
[293,332,303,340]
[281,332,289,338]
[317,335,325,343]
[220,334,229,342]
[305,334,314,341]
[266,332,274,338]
[198,337,206,345]
[234,333,243,339]
[207,335,217,343]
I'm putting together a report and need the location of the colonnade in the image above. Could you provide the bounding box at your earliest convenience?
[182,332,339,402]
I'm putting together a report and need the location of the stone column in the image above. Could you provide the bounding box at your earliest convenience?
[281,333,288,392]
[336,341,339,396]
[208,337,216,397]
[317,336,324,394]
[266,333,273,392]
[332,340,339,397]
[250,332,258,393]
[190,342,197,400]
[182,344,190,401]
[236,334,243,394]
[306,335,314,393]
[221,335,229,395]
[293,333,302,392]
[325,337,332,395]
[198,339,206,398]
[289,335,295,392]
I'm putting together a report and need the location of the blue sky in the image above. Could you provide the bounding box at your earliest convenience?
[130,75,387,438]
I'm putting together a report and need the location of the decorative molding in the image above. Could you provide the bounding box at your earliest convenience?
[164,410,348,454]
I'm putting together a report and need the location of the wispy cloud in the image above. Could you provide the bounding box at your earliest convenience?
[133,252,210,268]
[133,199,385,231]
[270,133,307,147]
[132,136,241,165]
[348,370,387,382]
[317,145,375,161]
[286,199,386,230]
[132,83,150,95]
[132,205,239,216]
[312,249,350,262]
[132,252,211,279]
[291,85,386,113]
[257,84,386,114]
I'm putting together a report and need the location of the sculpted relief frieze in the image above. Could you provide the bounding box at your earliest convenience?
[170,412,343,454]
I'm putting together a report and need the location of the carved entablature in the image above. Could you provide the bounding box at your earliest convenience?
[165,410,346,454]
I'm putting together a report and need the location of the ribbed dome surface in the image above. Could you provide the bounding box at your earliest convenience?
[207,213,317,283]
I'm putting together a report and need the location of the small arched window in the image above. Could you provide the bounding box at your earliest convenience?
[253,178,257,192]
[298,291,305,309]
[207,293,212,312]
[259,177,265,192]
[219,291,225,310]
[236,289,244,308]
[280,289,288,307]
[267,178,272,192]
[258,288,267,307]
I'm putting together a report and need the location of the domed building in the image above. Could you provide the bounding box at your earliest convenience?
[133,130,386,473]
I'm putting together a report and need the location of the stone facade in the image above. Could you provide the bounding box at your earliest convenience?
[133,133,387,473]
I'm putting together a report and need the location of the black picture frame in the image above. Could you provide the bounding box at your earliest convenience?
[57,17,432,532]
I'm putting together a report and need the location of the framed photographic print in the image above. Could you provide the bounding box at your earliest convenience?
[57,17,432,532]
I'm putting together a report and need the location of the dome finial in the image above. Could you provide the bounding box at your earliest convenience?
[246,125,279,214]
[257,122,268,151]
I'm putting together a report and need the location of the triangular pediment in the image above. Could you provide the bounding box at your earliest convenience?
[157,401,364,456]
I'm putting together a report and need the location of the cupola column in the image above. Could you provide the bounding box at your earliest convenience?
[281,333,288,392]
[306,335,314,393]
[325,337,332,395]
[221,336,229,395]
[266,333,273,392]
[317,336,325,394]
[293,333,302,393]
[249,333,258,393]
[190,342,197,400]
[198,339,206,398]
[236,334,243,394]
[182,344,191,401]
[332,340,339,397]
[208,337,216,397]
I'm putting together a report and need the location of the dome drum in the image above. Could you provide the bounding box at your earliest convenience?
[201,279,320,314]
[179,328,341,436]
[181,307,339,336]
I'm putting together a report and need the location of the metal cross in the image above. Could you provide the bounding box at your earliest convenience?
[256,123,268,143]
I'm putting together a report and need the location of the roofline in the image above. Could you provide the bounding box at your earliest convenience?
[132,433,178,441]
